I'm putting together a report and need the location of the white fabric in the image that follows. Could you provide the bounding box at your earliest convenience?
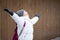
[11,13,39,40]
[30,17,39,25]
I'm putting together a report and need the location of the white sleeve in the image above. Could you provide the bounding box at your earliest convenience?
[11,13,24,28]
[30,16,39,25]
[11,12,20,23]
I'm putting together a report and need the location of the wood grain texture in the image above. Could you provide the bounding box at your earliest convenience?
[0,0,60,40]
[0,11,1,40]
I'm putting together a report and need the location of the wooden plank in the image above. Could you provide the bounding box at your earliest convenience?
[0,0,2,40]
[1,0,7,40]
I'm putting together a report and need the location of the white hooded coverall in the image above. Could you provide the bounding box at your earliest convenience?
[11,13,39,40]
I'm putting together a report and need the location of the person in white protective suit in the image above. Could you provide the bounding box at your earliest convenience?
[4,8,40,40]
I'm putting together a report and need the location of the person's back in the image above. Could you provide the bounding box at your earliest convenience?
[4,8,40,40]
[18,16,33,40]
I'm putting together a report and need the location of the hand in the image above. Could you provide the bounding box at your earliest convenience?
[4,8,10,13]
[35,14,41,18]
[4,8,13,16]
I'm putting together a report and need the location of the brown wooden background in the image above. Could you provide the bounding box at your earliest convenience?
[0,0,60,40]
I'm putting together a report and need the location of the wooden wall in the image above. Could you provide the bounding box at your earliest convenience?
[0,0,60,40]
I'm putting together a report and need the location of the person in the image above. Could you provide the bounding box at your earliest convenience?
[4,8,40,40]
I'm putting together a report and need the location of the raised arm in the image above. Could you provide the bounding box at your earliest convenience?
[30,14,40,25]
[4,8,20,23]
